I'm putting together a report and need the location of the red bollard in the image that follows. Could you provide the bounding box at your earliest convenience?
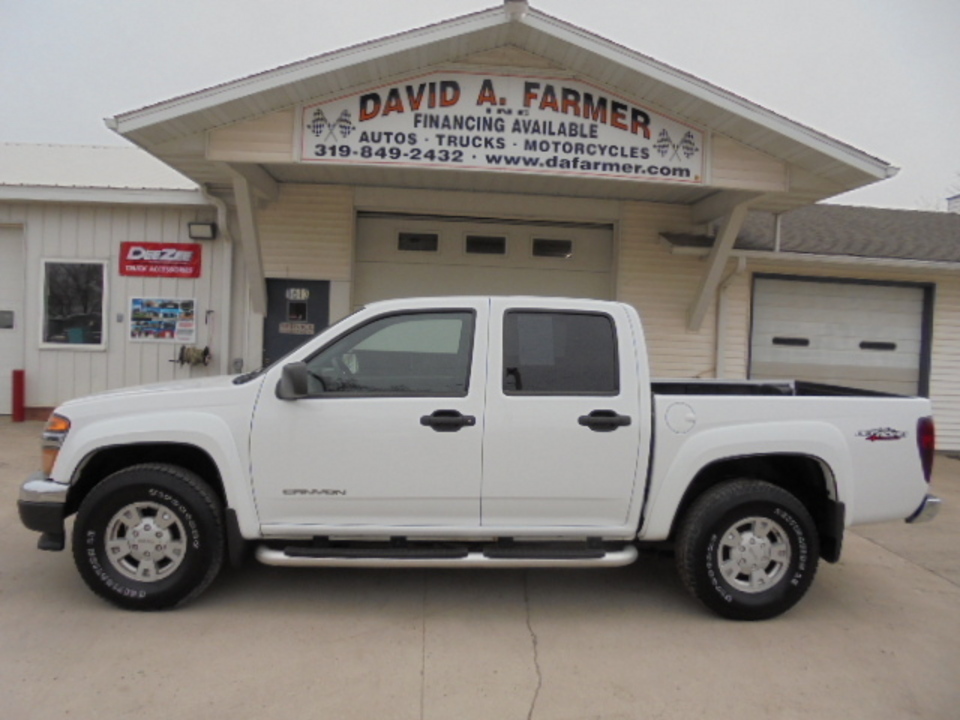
[12,369,25,422]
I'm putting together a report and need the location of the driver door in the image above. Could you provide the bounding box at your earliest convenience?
[250,301,487,530]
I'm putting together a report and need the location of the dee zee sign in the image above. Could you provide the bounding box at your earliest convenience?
[300,72,705,184]
[119,242,202,278]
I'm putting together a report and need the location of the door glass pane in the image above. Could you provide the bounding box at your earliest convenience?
[503,311,618,394]
[306,311,474,395]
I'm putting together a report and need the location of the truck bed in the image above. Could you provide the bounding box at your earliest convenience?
[651,379,898,398]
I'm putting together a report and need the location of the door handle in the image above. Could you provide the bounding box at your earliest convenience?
[578,409,632,432]
[420,409,477,432]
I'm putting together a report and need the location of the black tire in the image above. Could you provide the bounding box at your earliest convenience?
[72,463,224,611]
[676,480,819,621]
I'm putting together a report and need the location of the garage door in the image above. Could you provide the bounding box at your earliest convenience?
[0,227,25,414]
[354,214,613,307]
[750,276,929,395]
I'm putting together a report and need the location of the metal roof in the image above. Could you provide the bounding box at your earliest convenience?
[108,2,895,212]
[664,204,960,265]
[0,143,205,205]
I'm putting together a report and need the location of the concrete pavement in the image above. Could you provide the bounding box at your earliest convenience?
[2,417,958,719]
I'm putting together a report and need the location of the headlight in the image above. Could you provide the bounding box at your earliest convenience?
[41,413,71,476]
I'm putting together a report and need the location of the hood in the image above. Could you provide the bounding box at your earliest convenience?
[56,374,261,420]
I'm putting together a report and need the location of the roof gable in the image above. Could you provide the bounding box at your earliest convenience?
[108,2,894,211]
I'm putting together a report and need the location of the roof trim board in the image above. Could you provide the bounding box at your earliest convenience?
[0,185,207,206]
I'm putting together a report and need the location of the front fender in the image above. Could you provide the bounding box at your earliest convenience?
[641,420,852,541]
[55,411,260,538]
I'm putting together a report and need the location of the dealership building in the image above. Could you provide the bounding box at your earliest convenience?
[3,1,960,447]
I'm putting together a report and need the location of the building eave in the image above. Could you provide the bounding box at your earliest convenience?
[0,185,209,207]
[667,242,960,273]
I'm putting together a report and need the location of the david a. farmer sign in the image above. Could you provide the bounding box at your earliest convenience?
[300,72,705,184]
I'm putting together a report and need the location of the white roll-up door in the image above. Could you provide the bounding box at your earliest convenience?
[750,276,928,395]
[354,214,613,307]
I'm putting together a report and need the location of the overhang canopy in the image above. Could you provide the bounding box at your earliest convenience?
[107,2,895,216]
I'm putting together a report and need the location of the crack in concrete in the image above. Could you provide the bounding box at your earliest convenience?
[420,571,427,720]
[523,571,543,720]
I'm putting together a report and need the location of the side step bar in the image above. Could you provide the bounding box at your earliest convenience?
[256,543,638,569]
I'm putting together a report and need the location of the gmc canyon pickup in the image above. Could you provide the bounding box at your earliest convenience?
[19,296,941,619]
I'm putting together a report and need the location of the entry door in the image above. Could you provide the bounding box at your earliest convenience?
[0,228,25,414]
[263,279,330,366]
[250,299,488,529]
[480,298,644,528]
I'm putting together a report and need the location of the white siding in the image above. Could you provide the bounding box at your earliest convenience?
[929,278,960,450]
[617,201,719,378]
[711,135,788,192]
[259,184,353,281]
[0,201,223,410]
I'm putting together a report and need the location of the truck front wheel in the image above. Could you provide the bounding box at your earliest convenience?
[72,464,224,610]
[676,480,819,621]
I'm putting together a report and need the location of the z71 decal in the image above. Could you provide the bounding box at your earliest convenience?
[857,427,907,442]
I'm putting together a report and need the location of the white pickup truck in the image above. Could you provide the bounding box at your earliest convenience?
[19,296,940,620]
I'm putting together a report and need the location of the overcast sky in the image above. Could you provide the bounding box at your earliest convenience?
[2,0,957,210]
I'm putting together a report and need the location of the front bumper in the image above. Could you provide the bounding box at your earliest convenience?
[906,494,942,524]
[18,472,68,549]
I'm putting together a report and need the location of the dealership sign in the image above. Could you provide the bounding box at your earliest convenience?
[119,242,202,278]
[300,72,705,184]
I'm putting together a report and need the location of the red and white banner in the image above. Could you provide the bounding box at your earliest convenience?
[119,242,202,278]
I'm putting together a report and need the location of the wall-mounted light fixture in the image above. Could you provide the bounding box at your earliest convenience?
[188,222,218,240]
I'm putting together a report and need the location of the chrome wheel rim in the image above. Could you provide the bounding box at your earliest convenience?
[717,516,791,594]
[104,501,187,582]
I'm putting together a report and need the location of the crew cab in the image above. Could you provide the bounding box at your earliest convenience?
[18,296,941,619]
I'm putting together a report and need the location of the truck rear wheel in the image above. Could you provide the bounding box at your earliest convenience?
[72,464,224,610]
[676,480,819,621]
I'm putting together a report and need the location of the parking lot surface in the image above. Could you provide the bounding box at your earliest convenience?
[2,417,958,719]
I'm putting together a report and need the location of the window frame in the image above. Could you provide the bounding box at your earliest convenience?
[302,309,477,398]
[502,309,620,397]
[39,258,108,351]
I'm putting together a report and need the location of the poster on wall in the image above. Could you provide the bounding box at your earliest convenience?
[129,298,196,342]
[300,71,705,185]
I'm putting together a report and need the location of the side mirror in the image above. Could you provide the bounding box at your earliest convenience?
[277,362,309,400]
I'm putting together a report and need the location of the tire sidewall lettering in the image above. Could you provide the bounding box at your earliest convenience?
[72,465,223,610]
[703,501,811,607]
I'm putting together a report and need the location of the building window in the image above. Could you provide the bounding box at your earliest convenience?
[466,235,506,255]
[503,311,618,394]
[398,232,439,252]
[532,238,573,259]
[42,260,106,347]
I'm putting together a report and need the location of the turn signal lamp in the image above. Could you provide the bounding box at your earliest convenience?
[41,413,71,476]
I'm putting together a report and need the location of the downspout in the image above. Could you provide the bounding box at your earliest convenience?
[715,257,747,378]
[774,212,782,253]
[201,186,234,376]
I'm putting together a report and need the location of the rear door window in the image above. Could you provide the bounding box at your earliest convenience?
[502,311,618,394]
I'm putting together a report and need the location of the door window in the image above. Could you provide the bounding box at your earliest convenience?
[503,311,618,394]
[305,311,474,396]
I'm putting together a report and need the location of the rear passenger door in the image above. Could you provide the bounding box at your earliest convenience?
[481,299,643,528]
